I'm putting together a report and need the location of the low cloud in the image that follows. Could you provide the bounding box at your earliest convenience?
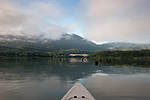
[0,0,68,40]
[79,0,150,44]
[1,0,150,44]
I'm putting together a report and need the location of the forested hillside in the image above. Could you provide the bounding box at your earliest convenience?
[1,33,150,58]
[87,50,150,59]
[100,42,150,50]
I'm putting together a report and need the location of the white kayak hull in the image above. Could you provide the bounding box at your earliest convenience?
[61,82,95,100]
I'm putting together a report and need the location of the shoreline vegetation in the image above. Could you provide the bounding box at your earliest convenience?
[87,49,150,60]
[0,49,150,60]
[0,49,93,58]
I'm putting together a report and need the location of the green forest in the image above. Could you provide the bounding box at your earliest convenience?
[0,49,94,58]
[1,47,150,59]
[87,49,150,59]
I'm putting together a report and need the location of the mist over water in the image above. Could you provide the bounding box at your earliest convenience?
[0,58,150,100]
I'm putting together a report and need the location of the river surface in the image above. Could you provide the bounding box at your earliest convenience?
[0,58,150,100]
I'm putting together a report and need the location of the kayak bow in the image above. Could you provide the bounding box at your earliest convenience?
[61,82,95,100]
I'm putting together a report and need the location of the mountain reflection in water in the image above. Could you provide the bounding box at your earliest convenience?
[0,58,150,100]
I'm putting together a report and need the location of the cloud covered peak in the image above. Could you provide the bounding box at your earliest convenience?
[0,0,68,40]
[1,0,150,44]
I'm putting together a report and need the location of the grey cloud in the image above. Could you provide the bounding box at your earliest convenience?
[79,0,150,44]
[0,2,25,29]
[0,0,67,40]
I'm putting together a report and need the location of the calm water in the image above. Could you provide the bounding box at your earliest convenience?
[0,58,150,100]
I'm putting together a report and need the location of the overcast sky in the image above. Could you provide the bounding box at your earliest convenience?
[0,0,150,44]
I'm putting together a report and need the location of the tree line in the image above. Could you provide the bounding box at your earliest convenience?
[87,49,150,59]
[0,49,93,58]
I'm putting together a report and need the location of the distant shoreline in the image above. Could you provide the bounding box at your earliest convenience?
[1,49,150,59]
[87,49,150,59]
[0,56,150,60]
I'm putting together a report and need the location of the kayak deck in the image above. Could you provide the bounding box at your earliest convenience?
[61,82,95,100]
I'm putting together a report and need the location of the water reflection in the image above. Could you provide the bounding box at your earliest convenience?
[0,58,150,100]
[84,74,150,100]
[0,58,150,81]
[0,58,97,82]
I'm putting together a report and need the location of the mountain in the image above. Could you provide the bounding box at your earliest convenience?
[0,33,101,52]
[0,34,150,53]
[100,42,150,50]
